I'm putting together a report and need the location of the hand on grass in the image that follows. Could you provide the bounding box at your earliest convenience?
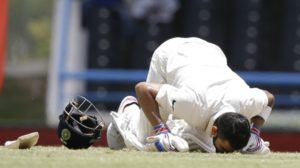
[241,126,270,154]
[145,123,189,152]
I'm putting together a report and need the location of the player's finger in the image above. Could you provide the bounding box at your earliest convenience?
[263,141,270,147]
[171,136,189,152]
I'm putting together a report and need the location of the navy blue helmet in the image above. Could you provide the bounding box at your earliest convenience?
[57,96,105,149]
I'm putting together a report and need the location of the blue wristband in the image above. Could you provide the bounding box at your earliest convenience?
[153,123,170,134]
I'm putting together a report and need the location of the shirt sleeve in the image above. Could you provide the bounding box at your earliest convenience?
[155,84,175,113]
[155,84,205,125]
[239,88,270,121]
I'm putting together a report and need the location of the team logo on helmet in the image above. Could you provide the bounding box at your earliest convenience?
[61,128,71,141]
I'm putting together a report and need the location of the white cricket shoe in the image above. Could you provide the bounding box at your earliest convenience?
[107,122,125,150]
[107,96,139,150]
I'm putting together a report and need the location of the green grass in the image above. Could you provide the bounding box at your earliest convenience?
[0,146,299,168]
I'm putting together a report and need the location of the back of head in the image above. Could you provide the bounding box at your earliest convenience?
[215,112,250,150]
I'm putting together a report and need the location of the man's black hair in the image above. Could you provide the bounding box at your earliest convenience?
[215,112,251,150]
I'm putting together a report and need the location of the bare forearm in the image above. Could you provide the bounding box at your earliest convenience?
[263,90,275,107]
[135,82,163,126]
[251,90,275,129]
[251,116,265,129]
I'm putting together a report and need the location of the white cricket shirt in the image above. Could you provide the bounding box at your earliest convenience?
[151,37,269,136]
